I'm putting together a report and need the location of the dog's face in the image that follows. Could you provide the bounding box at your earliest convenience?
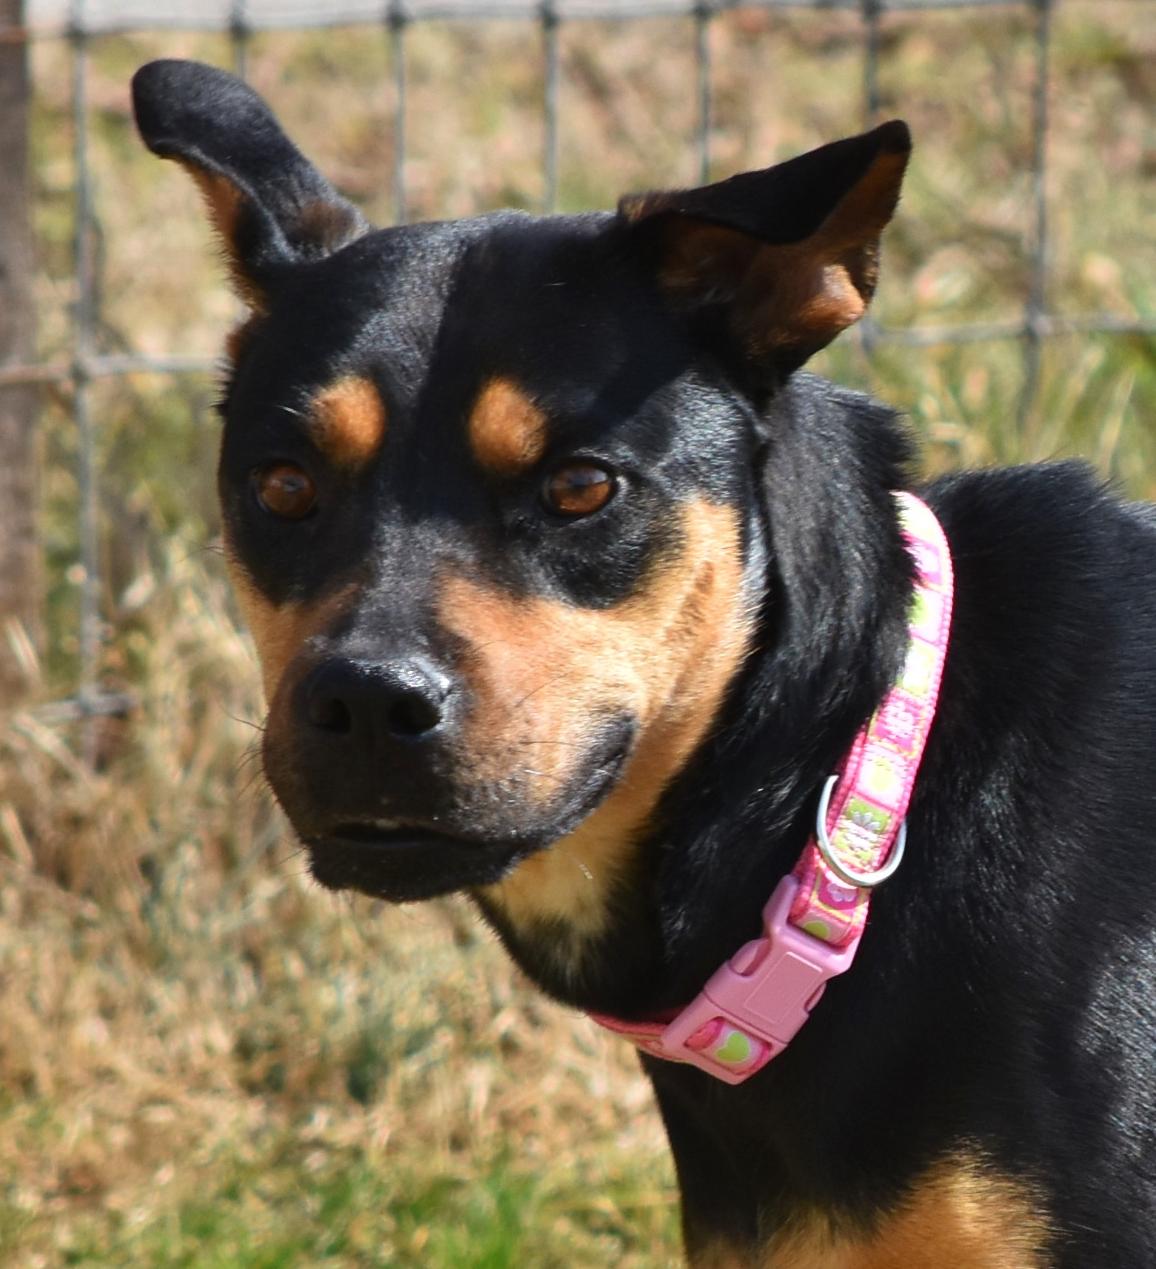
[133,60,908,941]
[220,218,765,916]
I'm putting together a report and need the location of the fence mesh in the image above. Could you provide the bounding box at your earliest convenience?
[3,0,1155,728]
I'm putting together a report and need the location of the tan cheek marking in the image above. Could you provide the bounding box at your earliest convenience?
[224,545,353,704]
[440,500,755,944]
[468,377,549,477]
[762,1156,1049,1269]
[311,376,388,470]
[226,567,307,704]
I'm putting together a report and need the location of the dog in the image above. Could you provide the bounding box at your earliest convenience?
[132,59,1156,1268]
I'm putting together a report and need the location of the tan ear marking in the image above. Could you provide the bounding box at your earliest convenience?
[179,161,266,310]
[655,222,756,300]
[814,145,909,253]
[468,377,549,477]
[185,164,243,240]
[636,132,909,364]
[293,198,366,256]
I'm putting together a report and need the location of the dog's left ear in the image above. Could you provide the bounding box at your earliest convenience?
[132,59,369,311]
[619,121,910,377]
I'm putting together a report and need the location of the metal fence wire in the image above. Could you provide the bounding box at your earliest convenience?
[3,0,1156,727]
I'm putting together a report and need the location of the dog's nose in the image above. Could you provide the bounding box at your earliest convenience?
[303,656,452,743]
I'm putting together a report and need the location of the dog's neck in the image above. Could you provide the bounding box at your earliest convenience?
[474,375,917,1017]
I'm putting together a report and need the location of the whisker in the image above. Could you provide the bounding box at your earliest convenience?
[496,668,578,727]
[225,710,267,734]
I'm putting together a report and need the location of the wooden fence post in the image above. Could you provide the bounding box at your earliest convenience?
[0,0,39,703]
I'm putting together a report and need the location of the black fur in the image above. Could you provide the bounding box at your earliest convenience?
[647,454,1156,1266]
[133,59,1156,1267]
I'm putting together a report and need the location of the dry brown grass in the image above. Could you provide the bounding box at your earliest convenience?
[1,547,677,1265]
[4,4,1154,1263]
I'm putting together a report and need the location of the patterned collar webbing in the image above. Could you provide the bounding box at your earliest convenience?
[590,492,954,1085]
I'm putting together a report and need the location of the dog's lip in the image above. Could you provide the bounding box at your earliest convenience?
[303,736,631,901]
[326,821,471,847]
[306,826,512,903]
[312,739,628,854]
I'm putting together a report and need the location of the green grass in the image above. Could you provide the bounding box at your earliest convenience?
[3,5,1154,1265]
[38,1142,672,1267]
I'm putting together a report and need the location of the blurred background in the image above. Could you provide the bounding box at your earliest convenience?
[0,0,1153,1263]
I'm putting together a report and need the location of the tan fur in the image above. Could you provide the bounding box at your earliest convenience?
[641,143,905,360]
[439,500,755,944]
[224,552,353,702]
[812,147,907,257]
[468,377,549,477]
[655,225,870,361]
[701,1155,1049,1269]
[310,376,388,470]
[293,197,364,256]
[179,162,266,311]
[185,164,242,241]
[741,248,868,357]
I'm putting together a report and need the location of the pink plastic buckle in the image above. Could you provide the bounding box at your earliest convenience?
[658,876,860,1084]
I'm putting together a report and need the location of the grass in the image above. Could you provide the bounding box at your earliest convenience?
[4,4,1155,1265]
[0,562,678,1269]
[1,544,677,1267]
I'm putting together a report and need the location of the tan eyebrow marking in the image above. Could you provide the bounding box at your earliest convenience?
[468,376,549,477]
[310,376,388,470]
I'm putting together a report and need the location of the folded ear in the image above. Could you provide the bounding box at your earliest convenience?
[132,59,369,311]
[619,121,911,379]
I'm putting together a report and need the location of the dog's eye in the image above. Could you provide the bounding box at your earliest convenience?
[253,463,318,520]
[541,462,617,518]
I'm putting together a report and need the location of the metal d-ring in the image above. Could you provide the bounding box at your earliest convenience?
[814,774,907,889]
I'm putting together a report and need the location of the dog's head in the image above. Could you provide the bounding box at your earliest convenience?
[133,60,909,949]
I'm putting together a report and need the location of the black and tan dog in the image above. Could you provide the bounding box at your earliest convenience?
[132,59,1156,1268]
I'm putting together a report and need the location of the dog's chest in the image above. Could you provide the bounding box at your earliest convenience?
[693,1154,1048,1269]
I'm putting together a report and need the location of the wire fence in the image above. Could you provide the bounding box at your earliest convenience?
[2,0,1155,734]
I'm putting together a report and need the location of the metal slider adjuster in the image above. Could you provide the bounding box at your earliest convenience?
[814,773,907,889]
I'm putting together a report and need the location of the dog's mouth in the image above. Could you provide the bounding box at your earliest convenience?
[307,824,519,902]
[304,736,630,902]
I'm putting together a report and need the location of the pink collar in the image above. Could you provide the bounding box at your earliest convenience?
[590,492,954,1084]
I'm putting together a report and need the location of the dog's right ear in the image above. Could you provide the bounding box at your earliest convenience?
[619,122,910,382]
[132,59,369,311]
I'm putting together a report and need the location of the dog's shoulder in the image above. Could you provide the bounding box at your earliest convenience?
[928,459,1156,665]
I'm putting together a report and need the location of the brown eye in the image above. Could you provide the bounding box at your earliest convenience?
[253,463,317,520]
[542,462,617,518]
